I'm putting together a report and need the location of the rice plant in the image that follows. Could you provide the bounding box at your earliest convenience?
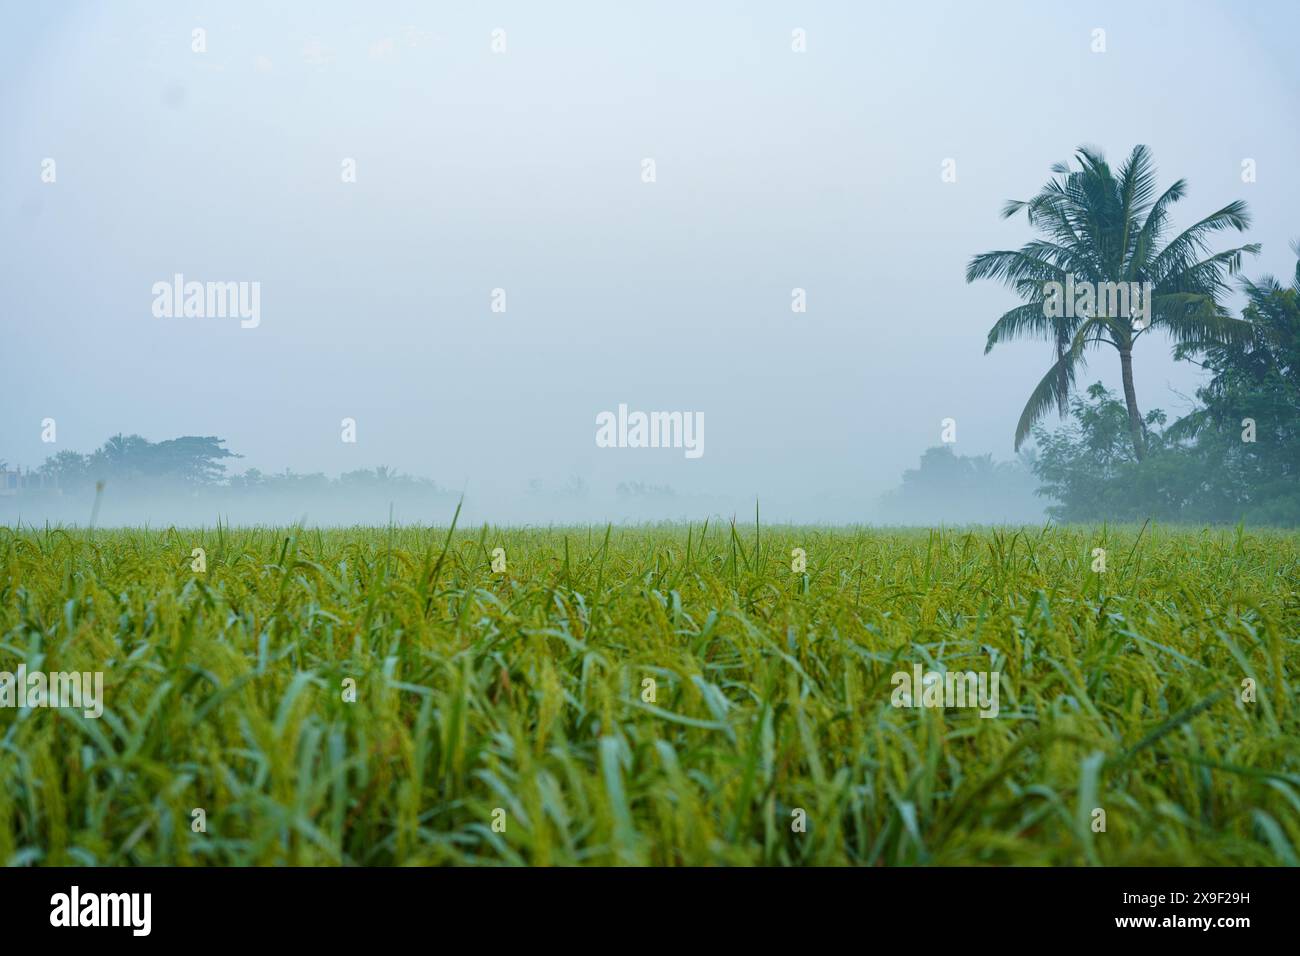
[0,521,1296,866]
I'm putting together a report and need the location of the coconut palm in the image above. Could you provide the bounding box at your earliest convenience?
[967,145,1258,459]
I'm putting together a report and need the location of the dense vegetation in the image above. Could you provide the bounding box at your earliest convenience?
[2,523,1295,865]
[963,145,1298,524]
[1029,247,1300,524]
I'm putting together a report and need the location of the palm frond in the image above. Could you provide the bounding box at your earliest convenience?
[984,301,1063,353]
[1152,298,1255,349]
[965,249,1066,286]
[1014,351,1080,450]
[1148,202,1254,279]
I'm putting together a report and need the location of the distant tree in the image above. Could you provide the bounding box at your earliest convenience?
[880,446,1043,523]
[84,434,237,484]
[342,466,398,486]
[38,450,91,491]
[616,481,676,498]
[229,468,265,489]
[561,475,588,498]
[149,437,239,483]
[89,434,151,478]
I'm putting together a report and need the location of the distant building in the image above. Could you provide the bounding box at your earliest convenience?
[0,467,60,496]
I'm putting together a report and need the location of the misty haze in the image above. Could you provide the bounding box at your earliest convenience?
[4,1,1296,527]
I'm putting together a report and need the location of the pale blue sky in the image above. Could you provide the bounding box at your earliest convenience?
[2,1,1298,521]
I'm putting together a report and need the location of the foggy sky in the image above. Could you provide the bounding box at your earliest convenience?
[3,1,1299,523]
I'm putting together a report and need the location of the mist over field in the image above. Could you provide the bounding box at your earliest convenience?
[2,0,1298,526]
[0,474,1048,528]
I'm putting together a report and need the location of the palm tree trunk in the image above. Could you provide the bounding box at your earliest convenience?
[1056,333,1070,417]
[1118,348,1146,460]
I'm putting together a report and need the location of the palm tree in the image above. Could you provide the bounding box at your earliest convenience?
[967,145,1258,459]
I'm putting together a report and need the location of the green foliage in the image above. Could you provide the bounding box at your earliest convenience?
[1,523,1296,866]
[1173,247,1300,523]
[1031,385,1184,522]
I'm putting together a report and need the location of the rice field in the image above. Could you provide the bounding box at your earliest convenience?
[1,520,1297,866]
